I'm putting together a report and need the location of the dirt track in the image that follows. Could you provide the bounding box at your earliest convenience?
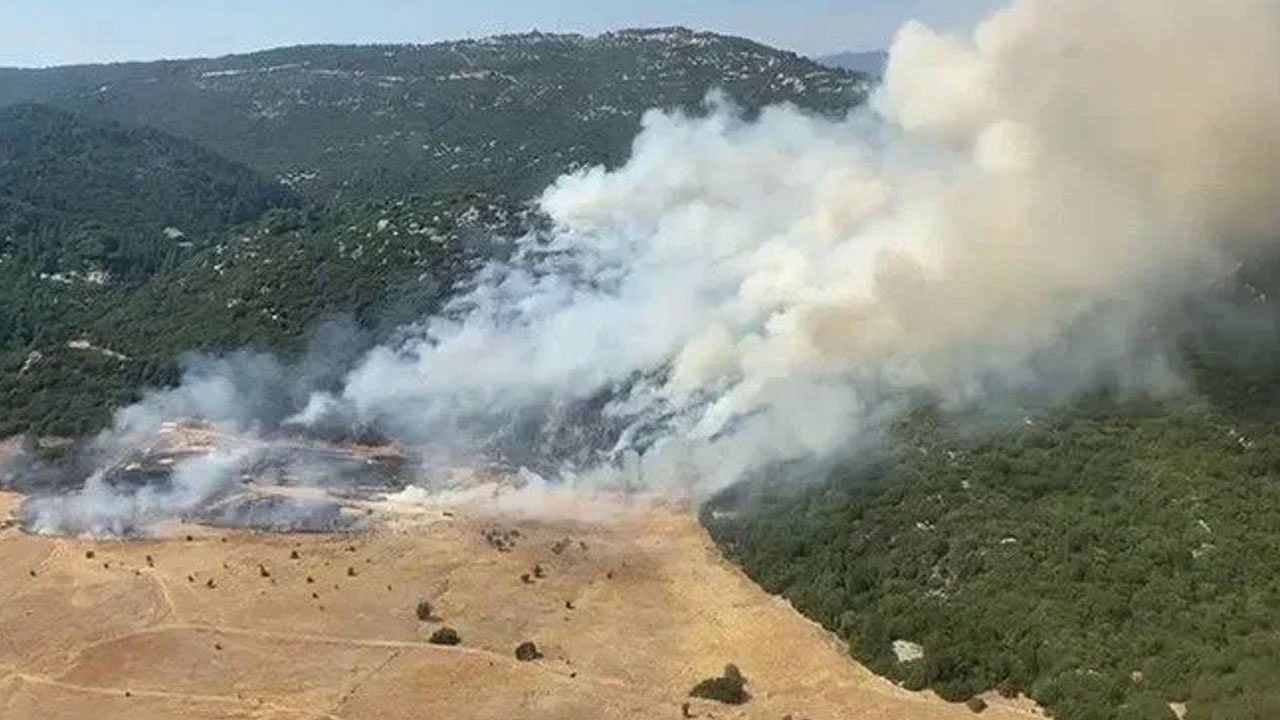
[0,484,1043,720]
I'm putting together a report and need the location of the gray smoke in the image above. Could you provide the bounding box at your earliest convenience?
[20,448,255,536]
[12,322,381,536]
[302,0,1280,490]
[11,0,1280,534]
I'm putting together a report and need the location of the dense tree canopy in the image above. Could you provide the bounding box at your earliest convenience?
[706,379,1280,720]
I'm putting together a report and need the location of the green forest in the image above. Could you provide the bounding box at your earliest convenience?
[706,374,1280,719]
[0,29,867,203]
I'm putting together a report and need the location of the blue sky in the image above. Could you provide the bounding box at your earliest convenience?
[0,0,1002,68]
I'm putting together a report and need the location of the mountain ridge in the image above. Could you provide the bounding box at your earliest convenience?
[817,49,888,76]
[0,29,872,203]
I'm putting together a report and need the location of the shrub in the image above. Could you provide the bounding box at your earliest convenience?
[515,641,542,661]
[429,627,461,646]
[689,664,749,705]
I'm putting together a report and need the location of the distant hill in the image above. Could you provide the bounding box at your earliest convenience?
[0,104,294,280]
[817,50,888,77]
[0,104,301,434]
[0,29,872,203]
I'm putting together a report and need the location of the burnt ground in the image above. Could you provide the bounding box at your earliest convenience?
[1,427,411,536]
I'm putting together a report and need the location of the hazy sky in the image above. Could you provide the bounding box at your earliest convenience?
[0,0,1003,68]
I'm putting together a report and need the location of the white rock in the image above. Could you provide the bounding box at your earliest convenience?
[892,639,925,663]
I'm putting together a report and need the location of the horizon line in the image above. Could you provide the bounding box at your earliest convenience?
[0,25,885,72]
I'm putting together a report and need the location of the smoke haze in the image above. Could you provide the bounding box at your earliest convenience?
[12,0,1280,534]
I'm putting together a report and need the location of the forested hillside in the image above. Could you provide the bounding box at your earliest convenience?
[0,104,294,280]
[0,29,869,202]
[0,104,305,434]
[0,31,870,436]
[705,273,1280,720]
[0,191,520,436]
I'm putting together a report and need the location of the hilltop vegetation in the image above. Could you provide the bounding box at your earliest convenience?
[0,104,294,281]
[816,50,888,76]
[0,29,869,202]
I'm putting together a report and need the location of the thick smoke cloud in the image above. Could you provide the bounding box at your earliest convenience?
[21,448,256,537]
[312,0,1280,488]
[13,322,374,536]
[12,0,1280,534]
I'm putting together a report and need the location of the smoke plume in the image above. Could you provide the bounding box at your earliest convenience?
[12,0,1280,534]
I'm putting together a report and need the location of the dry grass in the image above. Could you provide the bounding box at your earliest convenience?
[0,488,1043,720]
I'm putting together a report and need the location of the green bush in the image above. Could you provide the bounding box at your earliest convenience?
[428,627,461,646]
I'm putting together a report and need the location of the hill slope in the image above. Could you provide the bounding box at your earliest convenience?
[0,486,1041,720]
[0,104,295,280]
[0,105,301,435]
[0,30,873,437]
[0,192,515,437]
[705,298,1280,720]
[0,30,871,202]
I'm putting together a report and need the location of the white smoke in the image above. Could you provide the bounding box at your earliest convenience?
[303,0,1280,492]
[13,334,371,536]
[21,448,256,536]
[14,0,1280,533]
